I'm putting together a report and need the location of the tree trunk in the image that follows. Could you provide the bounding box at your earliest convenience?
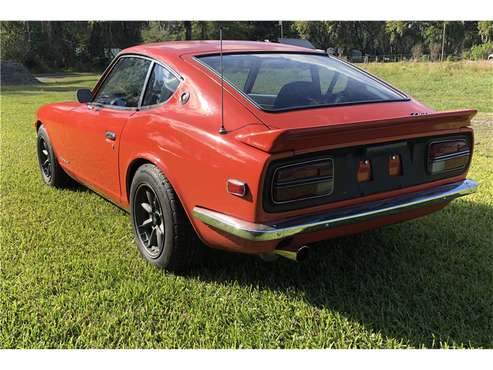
[184,21,192,40]
[200,21,207,39]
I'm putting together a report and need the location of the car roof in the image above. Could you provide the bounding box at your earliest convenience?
[120,40,324,72]
[123,40,320,58]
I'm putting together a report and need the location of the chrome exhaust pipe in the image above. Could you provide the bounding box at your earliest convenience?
[272,245,310,262]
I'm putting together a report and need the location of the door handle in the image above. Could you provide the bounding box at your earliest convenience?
[105,131,116,141]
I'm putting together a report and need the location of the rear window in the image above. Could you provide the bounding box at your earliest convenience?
[198,53,407,111]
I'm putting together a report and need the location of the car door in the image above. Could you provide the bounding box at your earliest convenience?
[65,56,152,202]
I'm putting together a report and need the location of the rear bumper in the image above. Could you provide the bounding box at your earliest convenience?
[192,179,477,242]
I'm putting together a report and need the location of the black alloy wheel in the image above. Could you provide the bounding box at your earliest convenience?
[38,137,52,181]
[129,163,202,271]
[36,125,72,188]
[133,184,166,259]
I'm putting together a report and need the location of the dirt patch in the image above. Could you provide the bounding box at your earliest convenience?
[1,60,39,85]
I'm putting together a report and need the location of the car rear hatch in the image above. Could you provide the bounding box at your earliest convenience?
[236,107,476,154]
[234,107,476,213]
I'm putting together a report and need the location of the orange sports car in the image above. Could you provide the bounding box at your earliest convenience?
[35,40,477,271]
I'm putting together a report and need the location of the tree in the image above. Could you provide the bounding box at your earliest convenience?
[184,21,192,40]
[1,21,490,72]
[478,21,493,43]
[0,22,30,63]
[386,21,410,54]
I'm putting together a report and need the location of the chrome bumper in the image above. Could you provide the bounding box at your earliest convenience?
[192,179,477,242]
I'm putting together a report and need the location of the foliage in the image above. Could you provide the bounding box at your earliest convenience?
[477,21,493,43]
[469,42,493,60]
[0,62,492,348]
[0,22,30,63]
[411,44,423,59]
[141,22,186,42]
[1,21,492,72]
[1,21,145,71]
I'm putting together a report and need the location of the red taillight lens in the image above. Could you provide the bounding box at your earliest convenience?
[428,140,470,174]
[276,161,332,182]
[272,158,334,203]
[429,140,468,159]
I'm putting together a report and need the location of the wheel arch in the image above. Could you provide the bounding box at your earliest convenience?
[35,120,44,132]
[124,156,186,211]
[125,157,154,202]
[124,155,204,242]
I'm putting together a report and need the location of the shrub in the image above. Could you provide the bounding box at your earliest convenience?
[429,43,442,61]
[411,44,423,60]
[446,55,460,62]
[469,43,493,60]
[462,50,471,60]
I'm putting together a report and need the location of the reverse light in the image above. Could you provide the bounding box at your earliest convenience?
[428,139,470,175]
[227,179,247,197]
[272,158,334,204]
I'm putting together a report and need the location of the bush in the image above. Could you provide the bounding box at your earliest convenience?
[411,44,423,60]
[469,43,492,60]
[429,43,442,61]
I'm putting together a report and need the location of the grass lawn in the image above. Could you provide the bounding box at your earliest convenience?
[0,62,492,348]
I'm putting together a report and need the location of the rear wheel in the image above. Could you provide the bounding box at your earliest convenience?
[130,164,201,271]
[36,125,71,188]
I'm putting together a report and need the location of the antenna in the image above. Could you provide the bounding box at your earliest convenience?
[218,27,227,135]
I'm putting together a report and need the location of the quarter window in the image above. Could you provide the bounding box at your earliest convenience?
[94,57,151,108]
[142,63,180,106]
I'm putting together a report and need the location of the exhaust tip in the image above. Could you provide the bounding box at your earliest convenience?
[271,245,310,262]
[296,245,310,262]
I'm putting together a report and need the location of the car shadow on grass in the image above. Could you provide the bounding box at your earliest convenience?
[187,200,493,348]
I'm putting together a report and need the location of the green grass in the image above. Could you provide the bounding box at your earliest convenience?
[362,61,493,115]
[1,62,492,348]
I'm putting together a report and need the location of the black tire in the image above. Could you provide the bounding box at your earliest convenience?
[36,125,72,188]
[129,163,201,272]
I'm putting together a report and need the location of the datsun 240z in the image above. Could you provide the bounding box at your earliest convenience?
[35,41,478,271]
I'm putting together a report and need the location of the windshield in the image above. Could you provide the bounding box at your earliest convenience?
[198,53,407,111]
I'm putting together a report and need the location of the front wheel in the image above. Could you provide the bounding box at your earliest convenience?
[130,164,201,272]
[36,125,72,188]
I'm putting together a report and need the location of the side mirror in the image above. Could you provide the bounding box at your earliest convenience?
[76,88,93,103]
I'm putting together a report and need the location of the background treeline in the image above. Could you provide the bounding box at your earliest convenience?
[1,21,492,71]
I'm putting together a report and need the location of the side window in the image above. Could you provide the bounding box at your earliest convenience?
[142,64,180,106]
[94,57,151,108]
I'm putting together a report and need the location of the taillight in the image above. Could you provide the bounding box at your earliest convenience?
[357,160,372,182]
[272,158,334,204]
[428,139,470,174]
[389,154,402,176]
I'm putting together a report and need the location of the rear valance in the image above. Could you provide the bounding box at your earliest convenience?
[235,109,476,153]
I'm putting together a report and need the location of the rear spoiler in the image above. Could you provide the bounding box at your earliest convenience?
[235,109,477,153]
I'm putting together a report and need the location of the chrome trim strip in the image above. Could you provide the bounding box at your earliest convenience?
[138,60,155,108]
[432,150,470,161]
[193,179,478,242]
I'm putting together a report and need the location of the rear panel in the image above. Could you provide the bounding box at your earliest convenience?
[263,132,473,212]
